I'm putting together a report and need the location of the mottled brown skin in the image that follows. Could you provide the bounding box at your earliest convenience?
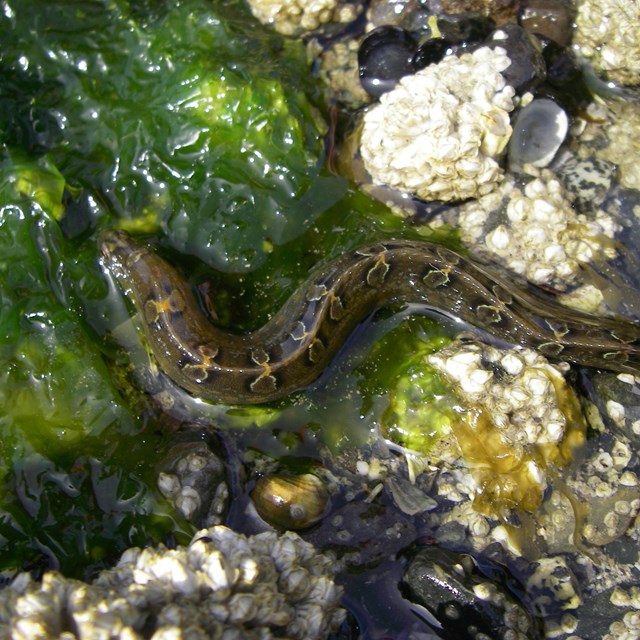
[100,230,640,405]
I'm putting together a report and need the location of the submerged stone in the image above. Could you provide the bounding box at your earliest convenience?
[402,545,543,639]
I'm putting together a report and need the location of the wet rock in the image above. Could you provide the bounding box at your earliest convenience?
[402,545,543,639]
[518,0,574,47]
[437,0,520,25]
[305,497,420,570]
[367,0,419,29]
[437,11,496,44]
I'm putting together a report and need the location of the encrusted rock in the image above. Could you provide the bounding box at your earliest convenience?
[360,46,515,202]
[428,341,577,449]
[246,0,363,36]
[573,0,640,86]
[316,37,370,107]
[596,101,640,191]
[157,441,228,526]
[0,526,345,640]
[524,556,582,617]
[605,586,640,640]
[427,339,585,513]
[433,168,619,299]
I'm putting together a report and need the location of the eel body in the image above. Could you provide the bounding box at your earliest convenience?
[100,230,640,404]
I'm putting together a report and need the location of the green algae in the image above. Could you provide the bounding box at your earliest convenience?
[0,0,459,578]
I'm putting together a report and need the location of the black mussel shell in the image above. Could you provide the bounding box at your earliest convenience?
[479,23,547,94]
[358,26,417,98]
[413,38,451,70]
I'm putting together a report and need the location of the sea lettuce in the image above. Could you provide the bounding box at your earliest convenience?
[0,152,184,578]
[1,0,335,272]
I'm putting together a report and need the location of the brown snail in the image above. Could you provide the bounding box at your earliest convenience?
[251,473,330,531]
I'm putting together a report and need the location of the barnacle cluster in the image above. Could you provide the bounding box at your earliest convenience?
[595,101,640,192]
[0,526,345,640]
[425,339,586,514]
[245,0,362,36]
[606,586,640,639]
[434,168,619,302]
[157,442,228,526]
[315,38,370,108]
[359,46,515,202]
[573,0,640,86]
[383,337,586,518]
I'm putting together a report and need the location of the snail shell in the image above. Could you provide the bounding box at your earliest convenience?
[251,473,330,531]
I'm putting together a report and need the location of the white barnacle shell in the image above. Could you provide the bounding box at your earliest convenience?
[279,566,312,600]
[480,107,513,157]
[289,602,329,639]
[227,592,258,624]
[157,472,181,498]
[176,486,202,521]
[200,550,235,592]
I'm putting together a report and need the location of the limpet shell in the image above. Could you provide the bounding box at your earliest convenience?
[251,473,330,531]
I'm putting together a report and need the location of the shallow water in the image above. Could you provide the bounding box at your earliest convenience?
[1,1,640,638]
